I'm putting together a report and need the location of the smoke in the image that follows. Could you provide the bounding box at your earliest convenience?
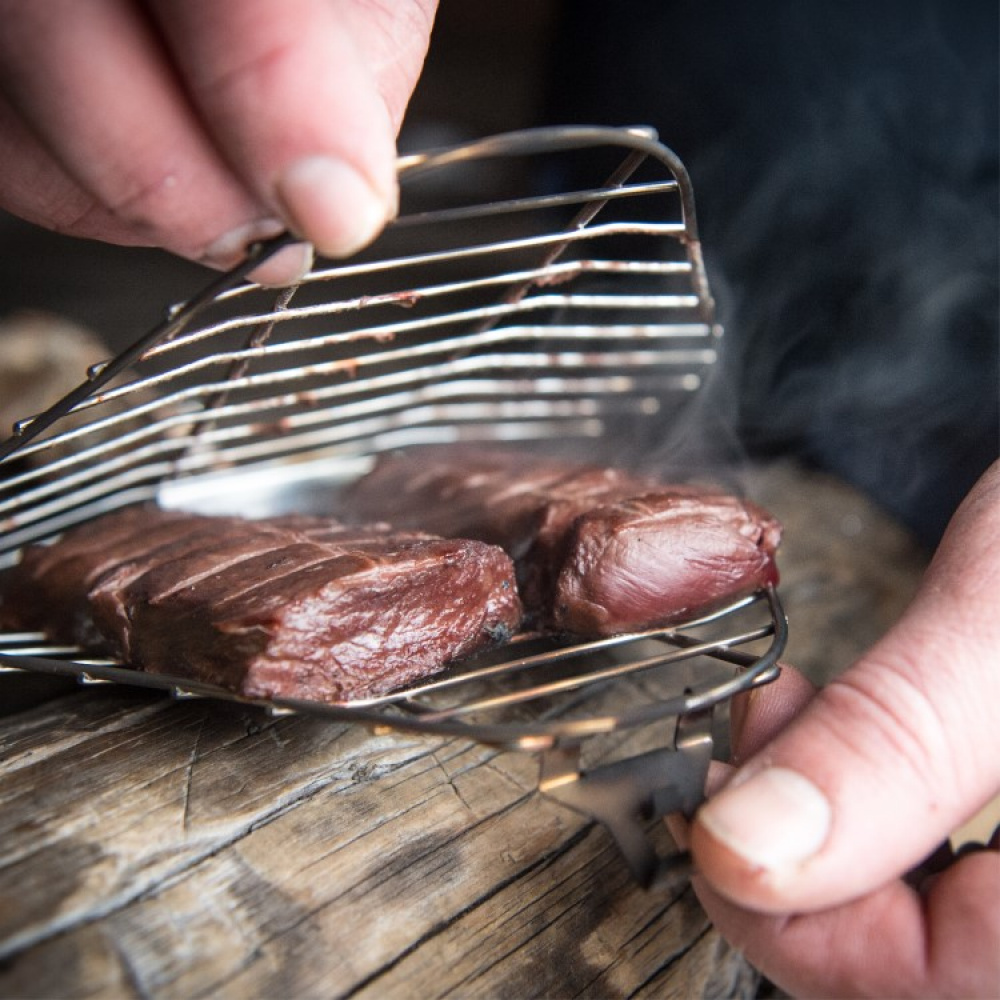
[701,4,998,545]
[547,0,999,547]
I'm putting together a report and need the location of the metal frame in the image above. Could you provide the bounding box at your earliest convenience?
[0,126,784,885]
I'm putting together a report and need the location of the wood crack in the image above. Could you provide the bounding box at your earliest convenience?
[429,748,476,817]
[343,824,597,1000]
[618,883,691,951]
[195,787,548,999]
[181,715,207,832]
[622,920,713,1000]
[0,740,431,964]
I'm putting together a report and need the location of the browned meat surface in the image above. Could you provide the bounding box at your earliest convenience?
[3,506,522,701]
[552,491,781,635]
[341,447,781,635]
[340,449,646,613]
[5,506,194,645]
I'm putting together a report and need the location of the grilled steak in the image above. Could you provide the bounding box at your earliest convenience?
[341,447,781,635]
[550,490,781,635]
[4,506,522,701]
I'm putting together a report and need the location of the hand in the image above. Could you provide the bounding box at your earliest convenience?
[0,0,437,283]
[672,460,1000,997]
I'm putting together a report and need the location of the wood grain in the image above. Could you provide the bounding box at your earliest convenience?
[0,461,927,998]
[0,687,748,999]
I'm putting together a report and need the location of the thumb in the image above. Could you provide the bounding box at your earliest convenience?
[690,460,1000,913]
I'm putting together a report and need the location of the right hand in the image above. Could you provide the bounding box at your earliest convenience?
[0,0,438,282]
[670,461,1000,997]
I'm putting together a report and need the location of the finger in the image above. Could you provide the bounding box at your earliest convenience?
[730,662,817,764]
[690,848,1000,998]
[0,89,311,288]
[326,0,440,133]
[0,91,138,244]
[691,460,1000,913]
[668,666,815,833]
[143,0,436,257]
[0,0,282,267]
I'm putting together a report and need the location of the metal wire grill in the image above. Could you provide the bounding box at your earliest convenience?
[0,126,722,557]
[0,126,785,886]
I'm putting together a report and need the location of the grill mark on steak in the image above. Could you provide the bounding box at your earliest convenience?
[95,525,311,604]
[4,506,522,702]
[126,535,520,701]
[19,506,184,580]
[341,446,781,636]
[9,508,199,640]
[89,536,332,658]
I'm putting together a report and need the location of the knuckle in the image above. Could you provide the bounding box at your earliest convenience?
[98,171,186,247]
[192,37,299,105]
[99,167,243,260]
[821,649,958,801]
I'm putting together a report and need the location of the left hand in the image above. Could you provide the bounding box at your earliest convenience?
[0,0,437,282]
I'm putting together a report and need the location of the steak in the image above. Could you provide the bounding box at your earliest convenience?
[4,506,522,701]
[340,447,781,635]
[550,490,781,635]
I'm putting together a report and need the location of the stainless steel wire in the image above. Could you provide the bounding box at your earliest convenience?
[0,126,784,885]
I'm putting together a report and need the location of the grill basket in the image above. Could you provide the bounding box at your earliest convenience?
[0,126,785,886]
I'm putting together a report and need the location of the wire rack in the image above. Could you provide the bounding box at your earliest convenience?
[0,126,785,886]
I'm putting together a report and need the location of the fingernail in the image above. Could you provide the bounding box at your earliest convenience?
[698,767,831,870]
[202,218,285,270]
[276,156,393,258]
[247,241,314,287]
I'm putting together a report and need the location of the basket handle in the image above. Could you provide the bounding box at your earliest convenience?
[538,707,713,888]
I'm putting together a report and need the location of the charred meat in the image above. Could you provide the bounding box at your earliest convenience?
[341,447,781,635]
[3,506,522,701]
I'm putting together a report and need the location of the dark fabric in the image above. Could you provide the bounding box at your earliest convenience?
[546,0,999,546]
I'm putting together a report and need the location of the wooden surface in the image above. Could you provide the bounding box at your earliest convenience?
[0,461,928,999]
